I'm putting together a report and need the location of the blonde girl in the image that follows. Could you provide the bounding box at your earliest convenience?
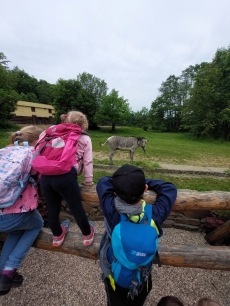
[40,111,95,248]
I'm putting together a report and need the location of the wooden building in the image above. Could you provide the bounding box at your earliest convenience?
[10,101,54,125]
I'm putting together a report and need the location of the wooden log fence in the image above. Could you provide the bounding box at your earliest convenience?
[1,186,230,271]
[80,185,230,211]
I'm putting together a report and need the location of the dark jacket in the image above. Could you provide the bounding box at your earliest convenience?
[96,176,177,237]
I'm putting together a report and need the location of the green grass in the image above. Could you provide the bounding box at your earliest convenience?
[0,129,15,148]
[90,126,230,168]
[78,169,230,192]
[85,126,230,192]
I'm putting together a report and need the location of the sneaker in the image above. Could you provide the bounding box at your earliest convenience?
[53,219,71,247]
[0,272,23,294]
[83,221,95,246]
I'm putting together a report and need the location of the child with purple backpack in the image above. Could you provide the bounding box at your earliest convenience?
[34,111,95,248]
[0,126,44,295]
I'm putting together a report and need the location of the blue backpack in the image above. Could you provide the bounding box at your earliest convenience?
[100,204,160,299]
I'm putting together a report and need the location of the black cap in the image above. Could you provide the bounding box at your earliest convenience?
[112,164,146,204]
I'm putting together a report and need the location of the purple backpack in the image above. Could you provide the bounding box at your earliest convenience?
[0,146,34,208]
[32,123,82,175]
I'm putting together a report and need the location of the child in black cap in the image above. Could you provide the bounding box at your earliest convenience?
[96,164,177,306]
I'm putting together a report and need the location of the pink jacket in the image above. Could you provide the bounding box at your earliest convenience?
[74,134,93,183]
[0,183,39,214]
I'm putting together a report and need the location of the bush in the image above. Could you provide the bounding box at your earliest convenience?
[0,121,19,130]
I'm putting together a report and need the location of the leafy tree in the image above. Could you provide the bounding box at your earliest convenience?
[0,88,20,127]
[77,72,108,127]
[37,80,52,104]
[180,46,230,140]
[150,75,183,132]
[77,72,108,103]
[149,96,168,131]
[133,107,150,131]
[182,62,223,138]
[0,62,20,128]
[20,92,39,102]
[0,65,9,90]
[10,67,39,100]
[0,52,10,68]
[51,79,82,123]
[76,88,98,128]
[179,64,201,104]
[95,89,130,131]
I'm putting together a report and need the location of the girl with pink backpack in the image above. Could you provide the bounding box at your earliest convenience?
[0,126,44,295]
[37,111,95,248]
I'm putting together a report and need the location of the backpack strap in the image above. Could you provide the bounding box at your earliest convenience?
[120,203,152,225]
[99,230,116,291]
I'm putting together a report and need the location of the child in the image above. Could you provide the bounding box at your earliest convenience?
[39,111,95,247]
[157,296,185,306]
[0,126,44,295]
[194,298,221,306]
[96,164,177,306]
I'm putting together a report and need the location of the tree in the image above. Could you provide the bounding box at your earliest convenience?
[0,88,20,127]
[52,79,82,123]
[0,52,10,68]
[149,96,168,131]
[37,80,52,104]
[179,64,201,104]
[182,62,223,138]
[95,89,130,131]
[150,75,183,132]
[133,107,150,131]
[10,67,39,100]
[0,64,20,127]
[77,72,108,103]
[20,92,39,103]
[77,72,108,127]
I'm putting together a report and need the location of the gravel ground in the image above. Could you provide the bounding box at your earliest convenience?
[0,222,229,306]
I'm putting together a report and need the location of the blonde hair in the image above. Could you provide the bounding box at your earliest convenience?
[195,298,220,306]
[9,126,43,146]
[60,111,89,131]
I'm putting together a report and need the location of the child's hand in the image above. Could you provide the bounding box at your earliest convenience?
[82,181,94,186]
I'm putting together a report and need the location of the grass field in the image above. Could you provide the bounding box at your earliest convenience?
[1,125,230,191]
[90,126,230,168]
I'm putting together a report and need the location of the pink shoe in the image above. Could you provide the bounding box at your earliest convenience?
[83,221,95,246]
[53,219,70,247]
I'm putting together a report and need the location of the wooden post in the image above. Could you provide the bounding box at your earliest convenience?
[1,229,230,271]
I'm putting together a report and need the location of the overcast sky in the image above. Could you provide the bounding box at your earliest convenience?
[1,0,230,111]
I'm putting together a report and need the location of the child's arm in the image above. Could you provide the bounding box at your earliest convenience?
[96,176,119,228]
[146,179,177,227]
[81,136,93,184]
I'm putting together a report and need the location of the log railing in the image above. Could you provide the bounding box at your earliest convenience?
[80,185,230,211]
[1,186,230,271]
[1,228,230,271]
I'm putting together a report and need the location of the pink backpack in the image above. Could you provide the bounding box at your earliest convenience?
[0,146,34,208]
[32,123,82,175]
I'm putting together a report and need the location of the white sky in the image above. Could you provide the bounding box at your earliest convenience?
[1,0,230,111]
